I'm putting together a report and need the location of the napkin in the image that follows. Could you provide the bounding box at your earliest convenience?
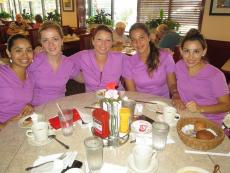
[31,151,77,173]
[100,163,128,173]
[49,109,80,129]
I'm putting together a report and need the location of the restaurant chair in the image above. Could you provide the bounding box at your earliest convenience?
[28,28,40,49]
[0,43,8,59]
[79,33,93,50]
[0,25,9,44]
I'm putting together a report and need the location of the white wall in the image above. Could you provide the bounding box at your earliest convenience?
[61,0,77,27]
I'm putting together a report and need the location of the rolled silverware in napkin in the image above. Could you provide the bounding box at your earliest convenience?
[134,100,157,104]
[25,152,67,171]
[185,150,230,157]
[84,106,98,109]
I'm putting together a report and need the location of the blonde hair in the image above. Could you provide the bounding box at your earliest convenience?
[38,21,63,40]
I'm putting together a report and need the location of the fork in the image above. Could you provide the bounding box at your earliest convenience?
[25,152,67,171]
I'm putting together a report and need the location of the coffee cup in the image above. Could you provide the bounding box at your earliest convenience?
[133,145,155,170]
[163,106,180,125]
[26,122,49,142]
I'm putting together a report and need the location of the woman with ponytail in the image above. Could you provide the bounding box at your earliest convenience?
[123,23,183,108]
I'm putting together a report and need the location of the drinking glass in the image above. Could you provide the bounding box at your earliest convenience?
[152,122,169,150]
[84,136,103,171]
[58,109,74,136]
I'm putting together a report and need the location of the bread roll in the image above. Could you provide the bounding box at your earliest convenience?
[194,121,206,131]
[196,130,215,140]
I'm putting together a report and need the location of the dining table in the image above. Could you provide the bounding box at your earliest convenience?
[0,91,229,173]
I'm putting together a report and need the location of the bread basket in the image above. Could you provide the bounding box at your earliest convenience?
[177,117,225,150]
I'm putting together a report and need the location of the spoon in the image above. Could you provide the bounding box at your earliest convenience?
[49,135,69,149]
[213,164,220,173]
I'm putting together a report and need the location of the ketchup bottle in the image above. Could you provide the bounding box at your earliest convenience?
[92,108,110,138]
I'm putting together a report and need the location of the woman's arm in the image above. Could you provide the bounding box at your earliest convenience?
[19,104,34,117]
[167,72,186,110]
[124,78,136,91]
[73,71,85,83]
[186,94,230,114]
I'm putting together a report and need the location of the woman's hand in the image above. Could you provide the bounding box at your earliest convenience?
[19,104,34,117]
[186,101,201,113]
[172,97,186,111]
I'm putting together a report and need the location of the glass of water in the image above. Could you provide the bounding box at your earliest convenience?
[58,109,74,136]
[152,122,169,150]
[84,136,103,171]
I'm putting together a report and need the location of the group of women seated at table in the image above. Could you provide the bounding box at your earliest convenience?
[0,21,229,133]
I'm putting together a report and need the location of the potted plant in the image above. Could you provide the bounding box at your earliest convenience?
[86,9,113,29]
[145,9,180,31]
[44,10,61,24]
[22,9,34,22]
[0,11,11,20]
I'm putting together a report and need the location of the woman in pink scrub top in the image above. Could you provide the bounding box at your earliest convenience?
[29,21,76,106]
[175,29,230,124]
[0,34,34,127]
[70,25,126,91]
[123,23,184,108]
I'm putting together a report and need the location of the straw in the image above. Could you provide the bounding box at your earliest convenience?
[56,103,66,121]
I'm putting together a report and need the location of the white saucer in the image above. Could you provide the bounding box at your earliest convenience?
[176,166,209,173]
[27,130,54,146]
[127,153,158,173]
[145,101,168,112]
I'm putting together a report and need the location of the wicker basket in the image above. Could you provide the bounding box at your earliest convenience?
[177,117,225,150]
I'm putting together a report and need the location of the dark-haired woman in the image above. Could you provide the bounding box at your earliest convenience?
[33,14,43,29]
[175,28,230,124]
[0,34,34,125]
[70,24,127,91]
[123,23,182,103]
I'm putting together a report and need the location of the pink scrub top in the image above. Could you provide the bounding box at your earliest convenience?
[28,52,77,106]
[175,60,229,124]
[123,50,175,98]
[0,65,34,123]
[70,49,126,91]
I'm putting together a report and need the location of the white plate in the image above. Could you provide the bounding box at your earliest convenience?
[65,168,84,173]
[145,101,168,112]
[127,153,158,173]
[27,130,54,147]
[131,120,152,134]
[176,166,210,173]
[18,113,43,128]
[223,113,230,128]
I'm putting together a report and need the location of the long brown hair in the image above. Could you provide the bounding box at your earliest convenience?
[129,23,159,74]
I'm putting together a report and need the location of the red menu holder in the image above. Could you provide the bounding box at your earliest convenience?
[49,108,81,130]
